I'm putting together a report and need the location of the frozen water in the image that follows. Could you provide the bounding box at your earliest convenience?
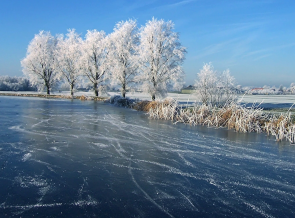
[0,96,295,217]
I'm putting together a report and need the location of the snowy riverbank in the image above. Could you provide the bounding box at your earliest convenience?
[1,91,295,108]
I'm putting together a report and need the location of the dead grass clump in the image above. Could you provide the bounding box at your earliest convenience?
[80,95,87,101]
[132,101,152,111]
[132,100,175,112]
[148,98,295,144]
[274,115,288,128]
[93,96,106,101]
[221,108,232,122]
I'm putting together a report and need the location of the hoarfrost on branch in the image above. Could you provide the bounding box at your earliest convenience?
[21,31,59,94]
[136,18,186,101]
[55,29,83,96]
[109,19,139,98]
[195,63,236,107]
[81,30,111,96]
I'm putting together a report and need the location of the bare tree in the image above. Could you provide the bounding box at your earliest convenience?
[21,31,59,94]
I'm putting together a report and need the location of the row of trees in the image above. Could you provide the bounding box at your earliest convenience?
[21,18,186,100]
[246,84,295,95]
[0,76,36,91]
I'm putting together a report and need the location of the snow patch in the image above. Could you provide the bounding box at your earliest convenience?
[93,143,109,148]
[50,146,60,151]
[22,153,32,162]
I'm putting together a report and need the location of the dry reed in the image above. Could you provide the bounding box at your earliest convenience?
[147,99,295,144]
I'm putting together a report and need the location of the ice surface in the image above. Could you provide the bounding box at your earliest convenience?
[22,153,32,162]
[0,96,295,217]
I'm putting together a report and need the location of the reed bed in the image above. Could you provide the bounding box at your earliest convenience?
[146,99,295,144]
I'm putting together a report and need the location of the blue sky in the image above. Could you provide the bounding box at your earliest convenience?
[0,0,294,87]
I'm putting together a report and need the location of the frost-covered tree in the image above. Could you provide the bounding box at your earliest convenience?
[21,31,59,94]
[0,76,37,91]
[221,69,236,104]
[278,85,287,94]
[195,63,236,106]
[109,20,139,98]
[136,18,186,101]
[81,30,110,96]
[195,63,217,105]
[55,29,83,96]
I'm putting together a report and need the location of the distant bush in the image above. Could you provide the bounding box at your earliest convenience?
[195,63,237,106]
[0,76,37,91]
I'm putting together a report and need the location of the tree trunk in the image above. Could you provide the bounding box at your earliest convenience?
[152,94,155,101]
[152,75,156,101]
[122,83,126,98]
[70,84,74,97]
[94,82,98,96]
[45,76,50,95]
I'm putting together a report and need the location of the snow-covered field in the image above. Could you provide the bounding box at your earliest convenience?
[238,94,295,104]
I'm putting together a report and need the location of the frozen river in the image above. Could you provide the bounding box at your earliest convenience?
[0,96,295,217]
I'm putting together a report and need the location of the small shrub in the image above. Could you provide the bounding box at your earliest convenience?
[109,95,136,107]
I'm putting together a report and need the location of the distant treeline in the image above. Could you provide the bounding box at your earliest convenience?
[0,76,37,91]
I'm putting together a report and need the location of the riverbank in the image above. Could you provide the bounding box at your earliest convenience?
[108,96,295,143]
[2,91,295,143]
[1,91,295,108]
[0,92,107,101]
[141,99,295,144]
